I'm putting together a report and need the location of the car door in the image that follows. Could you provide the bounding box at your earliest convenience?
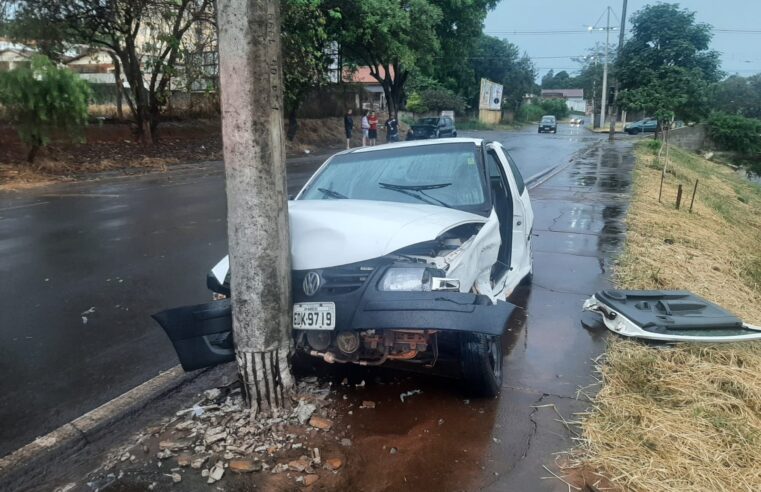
[445,117,454,136]
[644,119,658,132]
[493,144,533,278]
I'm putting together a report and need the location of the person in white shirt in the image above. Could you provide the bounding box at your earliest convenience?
[361,111,370,147]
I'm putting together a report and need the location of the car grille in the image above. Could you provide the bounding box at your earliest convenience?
[293,263,377,296]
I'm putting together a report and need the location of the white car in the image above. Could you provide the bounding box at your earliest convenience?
[154,138,534,397]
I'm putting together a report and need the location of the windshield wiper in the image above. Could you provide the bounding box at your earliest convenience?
[317,187,348,199]
[378,182,453,208]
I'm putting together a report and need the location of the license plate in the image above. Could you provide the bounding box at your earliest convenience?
[293,302,336,330]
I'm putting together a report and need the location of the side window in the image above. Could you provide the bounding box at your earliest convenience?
[487,151,509,196]
[504,151,525,195]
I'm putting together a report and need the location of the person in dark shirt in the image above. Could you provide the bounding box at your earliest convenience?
[344,109,354,149]
[385,115,399,143]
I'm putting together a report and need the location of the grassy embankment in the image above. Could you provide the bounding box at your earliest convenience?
[574,142,761,491]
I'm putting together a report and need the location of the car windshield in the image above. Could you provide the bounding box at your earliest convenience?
[541,117,555,123]
[299,143,487,211]
[417,118,440,125]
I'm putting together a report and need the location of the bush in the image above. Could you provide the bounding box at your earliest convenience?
[0,55,91,162]
[405,88,465,114]
[536,98,570,119]
[706,112,761,155]
[516,103,545,122]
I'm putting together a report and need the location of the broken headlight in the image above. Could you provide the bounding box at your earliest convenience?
[379,267,459,292]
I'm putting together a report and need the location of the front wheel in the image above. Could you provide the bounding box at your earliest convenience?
[460,333,503,397]
[452,130,457,137]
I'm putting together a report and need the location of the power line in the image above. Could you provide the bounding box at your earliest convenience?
[485,28,761,35]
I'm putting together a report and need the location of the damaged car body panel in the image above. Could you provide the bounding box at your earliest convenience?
[155,139,534,396]
[584,290,761,342]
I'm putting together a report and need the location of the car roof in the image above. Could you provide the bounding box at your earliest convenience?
[541,115,556,119]
[339,137,484,156]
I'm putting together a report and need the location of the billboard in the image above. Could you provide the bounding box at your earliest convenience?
[479,78,503,111]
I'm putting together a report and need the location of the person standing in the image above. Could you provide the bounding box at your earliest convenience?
[367,111,379,146]
[361,111,370,147]
[344,109,354,149]
[385,115,399,143]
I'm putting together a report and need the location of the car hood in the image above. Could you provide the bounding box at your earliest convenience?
[211,200,487,282]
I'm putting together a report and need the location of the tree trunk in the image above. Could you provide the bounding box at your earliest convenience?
[287,106,298,141]
[217,0,294,415]
[110,53,124,120]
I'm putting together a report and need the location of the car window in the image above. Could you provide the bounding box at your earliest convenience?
[541,116,555,124]
[300,143,487,210]
[503,150,525,195]
[419,118,439,125]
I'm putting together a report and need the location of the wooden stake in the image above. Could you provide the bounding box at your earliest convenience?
[676,184,683,210]
[689,179,699,213]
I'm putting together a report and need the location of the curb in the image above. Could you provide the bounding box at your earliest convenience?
[0,365,207,485]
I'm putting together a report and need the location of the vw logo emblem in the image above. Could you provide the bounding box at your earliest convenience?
[303,271,321,296]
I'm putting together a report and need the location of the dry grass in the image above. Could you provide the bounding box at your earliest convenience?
[571,143,761,491]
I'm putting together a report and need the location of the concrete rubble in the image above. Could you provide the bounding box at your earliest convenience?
[88,377,345,488]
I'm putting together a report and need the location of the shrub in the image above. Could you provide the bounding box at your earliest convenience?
[0,55,91,162]
[516,102,544,122]
[706,112,761,155]
[405,88,465,114]
[536,97,570,119]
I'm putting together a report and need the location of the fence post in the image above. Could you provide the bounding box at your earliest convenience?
[689,179,699,213]
[676,184,683,210]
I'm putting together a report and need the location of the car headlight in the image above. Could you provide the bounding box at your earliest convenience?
[379,267,432,291]
[379,267,460,292]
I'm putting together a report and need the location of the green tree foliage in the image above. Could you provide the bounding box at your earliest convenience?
[711,74,761,119]
[536,98,570,119]
[431,0,498,97]
[516,102,544,122]
[469,35,537,112]
[405,88,465,114]
[12,0,214,144]
[282,0,337,139]
[616,3,722,126]
[0,55,91,162]
[541,70,571,89]
[328,0,443,118]
[706,112,761,154]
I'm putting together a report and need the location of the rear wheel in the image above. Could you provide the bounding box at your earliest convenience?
[460,333,503,397]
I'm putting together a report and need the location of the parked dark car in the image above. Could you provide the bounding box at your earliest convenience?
[537,115,557,134]
[625,118,658,134]
[406,116,457,140]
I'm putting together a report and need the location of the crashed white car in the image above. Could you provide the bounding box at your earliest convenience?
[154,139,534,396]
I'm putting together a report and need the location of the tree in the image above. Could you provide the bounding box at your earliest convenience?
[327,0,443,119]
[406,88,465,114]
[282,0,337,140]
[217,0,294,414]
[541,70,571,89]
[430,0,498,97]
[0,55,91,162]
[711,74,761,119]
[616,3,722,127]
[12,0,214,144]
[468,35,536,112]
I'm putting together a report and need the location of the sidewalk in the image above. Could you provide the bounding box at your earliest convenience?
[6,139,637,491]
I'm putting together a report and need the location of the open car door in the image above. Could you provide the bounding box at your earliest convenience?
[152,300,234,371]
[584,290,761,342]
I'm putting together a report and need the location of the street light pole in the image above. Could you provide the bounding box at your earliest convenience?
[600,6,611,128]
[608,0,628,141]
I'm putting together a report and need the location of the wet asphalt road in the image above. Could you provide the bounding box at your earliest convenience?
[0,124,600,458]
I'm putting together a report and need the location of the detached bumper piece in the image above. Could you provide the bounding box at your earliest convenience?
[584,290,761,342]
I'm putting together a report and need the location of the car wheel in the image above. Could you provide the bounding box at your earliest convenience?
[552,129,557,134]
[460,333,502,397]
[632,128,642,135]
[538,129,542,133]
[452,131,457,137]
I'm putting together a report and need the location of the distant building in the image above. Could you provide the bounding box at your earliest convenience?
[343,66,394,111]
[0,47,33,71]
[541,88,586,113]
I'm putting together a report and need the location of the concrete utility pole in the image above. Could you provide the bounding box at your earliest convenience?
[217,0,294,414]
[608,0,628,142]
[599,6,612,128]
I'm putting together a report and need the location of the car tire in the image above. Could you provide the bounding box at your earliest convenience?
[538,129,542,133]
[552,129,557,134]
[460,333,503,397]
[452,131,457,137]
[631,128,641,135]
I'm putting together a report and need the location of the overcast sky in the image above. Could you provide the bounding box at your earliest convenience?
[484,0,761,80]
